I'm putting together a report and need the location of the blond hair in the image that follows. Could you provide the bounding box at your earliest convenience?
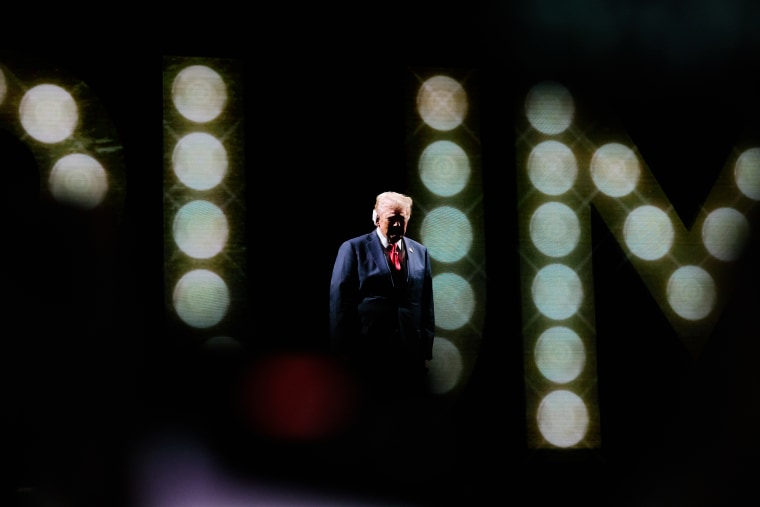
[372,191,413,223]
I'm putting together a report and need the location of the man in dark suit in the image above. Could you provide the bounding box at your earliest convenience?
[329,191,435,398]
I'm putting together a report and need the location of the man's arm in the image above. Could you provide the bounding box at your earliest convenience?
[329,241,359,354]
[421,246,436,362]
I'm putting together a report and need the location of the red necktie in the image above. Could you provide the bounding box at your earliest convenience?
[389,243,401,270]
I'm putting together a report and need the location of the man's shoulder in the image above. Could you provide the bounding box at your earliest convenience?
[405,237,427,251]
[342,232,375,247]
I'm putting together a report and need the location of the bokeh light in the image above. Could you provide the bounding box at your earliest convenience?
[735,147,760,200]
[433,272,475,330]
[171,64,227,123]
[416,75,468,131]
[535,326,585,384]
[418,140,470,196]
[49,153,108,209]
[525,81,574,135]
[532,263,583,320]
[537,389,589,447]
[666,265,716,321]
[172,269,230,328]
[530,201,580,257]
[172,132,228,190]
[241,353,358,440]
[623,205,674,260]
[527,140,578,195]
[590,142,640,197]
[19,83,78,143]
[173,200,229,259]
[702,207,750,262]
[420,206,472,263]
[132,432,379,507]
[428,337,463,394]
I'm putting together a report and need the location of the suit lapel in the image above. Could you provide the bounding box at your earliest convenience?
[367,232,389,273]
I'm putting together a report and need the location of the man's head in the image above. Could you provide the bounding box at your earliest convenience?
[373,191,413,244]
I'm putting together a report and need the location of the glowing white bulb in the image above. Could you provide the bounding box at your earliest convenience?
[419,140,470,196]
[433,272,475,330]
[530,201,580,257]
[416,75,468,131]
[428,337,463,394]
[173,269,230,328]
[420,206,472,263]
[535,326,586,384]
[537,389,589,447]
[735,147,760,201]
[591,143,640,197]
[624,205,674,260]
[19,84,78,143]
[172,65,227,123]
[702,207,750,262]
[172,132,228,190]
[49,153,108,209]
[173,200,229,259]
[667,265,716,321]
[525,81,574,135]
[527,140,578,195]
[532,264,583,320]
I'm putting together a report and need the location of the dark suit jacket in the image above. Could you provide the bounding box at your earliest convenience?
[330,231,435,365]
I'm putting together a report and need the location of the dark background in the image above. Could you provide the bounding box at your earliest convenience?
[3,2,760,506]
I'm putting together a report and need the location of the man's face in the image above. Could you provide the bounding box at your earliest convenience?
[376,206,408,244]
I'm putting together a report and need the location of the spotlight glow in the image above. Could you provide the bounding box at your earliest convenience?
[433,272,475,330]
[527,140,578,195]
[19,83,78,143]
[173,200,229,259]
[702,207,750,261]
[666,265,716,321]
[241,353,358,440]
[420,206,472,263]
[171,65,227,123]
[172,132,228,190]
[525,81,574,135]
[173,269,230,328]
[416,75,468,131]
[418,140,470,196]
[535,326,585,384]
[537,389,589,448]
[428,337,463,394]
[735,147,760,201]
[624,205,674,260]
[49,153,108,209]
[591,143,640,197]
[530,201,580,257]
[532,263,583,320]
